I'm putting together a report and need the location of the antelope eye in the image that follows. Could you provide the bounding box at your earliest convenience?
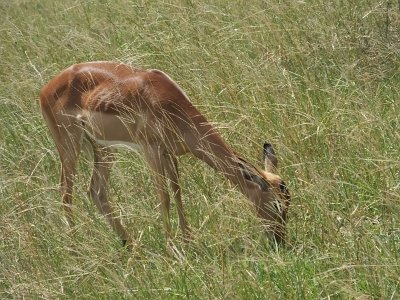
[279,181,288,195]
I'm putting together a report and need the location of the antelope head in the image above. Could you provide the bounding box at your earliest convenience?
[238,143,290,245]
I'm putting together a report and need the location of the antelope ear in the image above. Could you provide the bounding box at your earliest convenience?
[238,162,269,191]
[263,142,278,173]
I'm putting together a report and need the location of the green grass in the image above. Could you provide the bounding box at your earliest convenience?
[1,0,399,298]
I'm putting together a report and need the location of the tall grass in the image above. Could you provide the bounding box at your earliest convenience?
[1,0,399,298]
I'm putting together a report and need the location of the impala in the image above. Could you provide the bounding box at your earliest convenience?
[39,61,290,247]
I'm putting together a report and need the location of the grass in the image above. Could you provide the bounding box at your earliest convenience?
[1,0,399,298]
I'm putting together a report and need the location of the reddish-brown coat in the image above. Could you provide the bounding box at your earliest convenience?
[40,61,290,247]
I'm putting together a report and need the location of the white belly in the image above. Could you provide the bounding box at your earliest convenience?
[94,139,143,151]
[77,111,143,151]
[85,131,143,151]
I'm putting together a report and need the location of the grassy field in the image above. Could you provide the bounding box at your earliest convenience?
[1,0,399,298]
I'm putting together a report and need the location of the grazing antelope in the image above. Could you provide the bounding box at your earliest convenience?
[39,61,290,247]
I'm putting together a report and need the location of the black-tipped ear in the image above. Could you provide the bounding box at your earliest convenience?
[238,162,269,191]
[263,143,275,157]
[263,142,278,173]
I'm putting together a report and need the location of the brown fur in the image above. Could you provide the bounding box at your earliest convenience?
[39,61,290,247]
